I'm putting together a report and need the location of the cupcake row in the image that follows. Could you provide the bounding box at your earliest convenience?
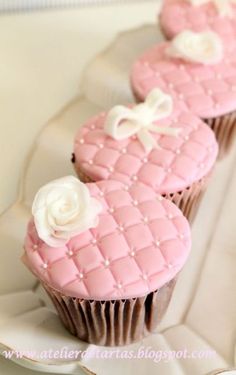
[22,0,235,347]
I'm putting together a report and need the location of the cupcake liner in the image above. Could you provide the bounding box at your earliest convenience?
[205,111,236,159]
[43,278,177,347]
[162,174,209,224]
[73,163,209,223]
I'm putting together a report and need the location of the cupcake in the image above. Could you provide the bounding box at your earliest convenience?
[23,176,191,346]
[73,89,218,222]
[131,30,236,157]
[160,0,236,47]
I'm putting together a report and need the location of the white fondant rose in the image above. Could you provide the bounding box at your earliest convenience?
[32,176,102,247]
[189,0,236,17]
[167,30,223,65]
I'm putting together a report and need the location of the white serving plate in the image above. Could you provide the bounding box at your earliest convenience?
[0,20,235,375]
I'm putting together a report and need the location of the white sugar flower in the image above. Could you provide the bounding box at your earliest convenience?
[32,176,102,247]
[167,30,223,65]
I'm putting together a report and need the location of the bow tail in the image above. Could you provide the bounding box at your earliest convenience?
[150,125,181,137]
[137,129,160,153]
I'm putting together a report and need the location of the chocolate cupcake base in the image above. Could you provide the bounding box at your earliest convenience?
[74,165,208,224]
[43,278,176,347]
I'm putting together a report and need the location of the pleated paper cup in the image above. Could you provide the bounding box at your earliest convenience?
[43,278,177,347]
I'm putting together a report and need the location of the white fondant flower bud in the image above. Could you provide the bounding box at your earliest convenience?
[167,30,223,65]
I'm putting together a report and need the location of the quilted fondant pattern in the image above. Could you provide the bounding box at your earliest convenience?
[131,42,236,119]
[74,103,218,194]
[160,0,236,50]
[24,180,191,301]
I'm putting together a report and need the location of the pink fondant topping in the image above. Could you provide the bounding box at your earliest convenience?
[74,103,218,194]
[160,0,236,47]
[24,180,191,300]
[130,42,236,119]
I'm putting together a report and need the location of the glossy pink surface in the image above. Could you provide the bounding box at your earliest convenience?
[160,0,236,48]
[74,103,218,194]
[24,180,191,300]
[131,42,236,119]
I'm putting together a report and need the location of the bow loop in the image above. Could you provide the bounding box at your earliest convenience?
[104,89,180,153]
[104,105,140,141]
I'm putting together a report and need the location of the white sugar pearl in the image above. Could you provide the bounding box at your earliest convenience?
[166,167,172,173]
[184,135,189,141]
[130,250,136,257]
[104,259,110,267]
[167,263,173,269]
[179,234,185,239]
[124,185,129,191]
[67,250,74,256]
[88,160,93,165]
[142,274,148,280]
[99,143,104,149]
[109,207,114,213]
[78,273,84,279]
[176,149,181,155]
[108,166,114,172]
[143,158,148,163]
[132,175,138,181]
[119,225,124,232]
[117,283,123,289]
[79,139,84,144]
[33,244,38,250]
[42,263,48,270]
[133,200,138,206]
[91,239,97,245]
[143,217,149,223]
[121,148,127,154]
[99,191,104,197]
[168,213,174,219]
[155,240,161,246]
[157,195,163,201]
[90,124,95,130]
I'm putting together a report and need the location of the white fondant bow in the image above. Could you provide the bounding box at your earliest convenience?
[104,89,181,153]
[190,0,236,17]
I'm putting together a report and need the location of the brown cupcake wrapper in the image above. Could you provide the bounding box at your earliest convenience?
[162,175,209,224]
[74,166,209,224]
[43,278,176,346]
[204,111,236,159]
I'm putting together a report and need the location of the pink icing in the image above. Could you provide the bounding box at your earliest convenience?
[74,103,218,194]
[160,0,236,49]
[24,180,191,300]
[130,42,236,119]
